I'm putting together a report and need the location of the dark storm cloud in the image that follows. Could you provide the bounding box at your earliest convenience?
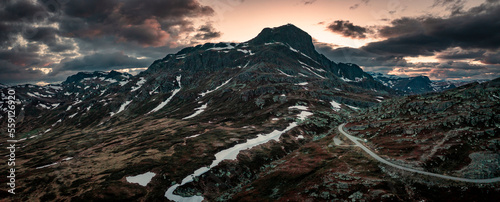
[193,24,222,40]
[0,0,47,22]
[0,60,46,84]
[57,52,151,72]
[364,2,500,57]
[377,18,423,38]
[428,61,500,79]
[482,52,500,64]
[0,45,45,67]
[314,41,408,67]
[363,34,454,57]
[436,48,486,60]
[59,0,215,47]
[432,0,466,15]
[27,27,58,44]
[119,0,214,23]
[0,0,218,84]
[436,61,486,70]
[326,20,371,39]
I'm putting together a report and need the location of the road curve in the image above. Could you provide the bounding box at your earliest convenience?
[338,123,500,183]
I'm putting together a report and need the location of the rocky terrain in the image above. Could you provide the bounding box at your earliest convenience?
[348,78,500,181]
[0,24,498,201]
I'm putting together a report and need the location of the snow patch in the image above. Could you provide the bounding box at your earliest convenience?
[346,105,360,110]
[38,103,51,109]
[341,77,353,82]
[148,76,182,114]
[330,100,342,112]
[208,43,235,51]
[186,134,201,139]
[289,105,308,111]
[110,100,132,117]
[126,172,156,187]
[288,105,313,120]
[36,162,58,169]
[199,78,232,97]
[104,78,118,83]
[297,111,313,120]
[69,112,78,118]
[149,86,159,95]
[182,103,208,120]
[237,49,254,55]
[243,61,251,68]
[298,60,325,72]
[265,42,285,46]
[119,80,130,86]
[277,69,293,77]
[36,157,73,169]
[48,86,63,90]
[298,73,309,77]
[299,61,326,79]
[52,119,62,127]
[130,77,146,92]
[289,46,320,64]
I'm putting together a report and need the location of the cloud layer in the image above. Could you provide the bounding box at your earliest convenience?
[318,0,500,80]
[0,0,220,84]
[326,20,371,39]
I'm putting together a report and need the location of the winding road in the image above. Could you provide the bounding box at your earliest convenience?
[338,123,500,183]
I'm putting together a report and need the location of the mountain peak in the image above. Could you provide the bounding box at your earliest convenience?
[247,24,317,57]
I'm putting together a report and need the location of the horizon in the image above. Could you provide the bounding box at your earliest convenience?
[1,0,499,85]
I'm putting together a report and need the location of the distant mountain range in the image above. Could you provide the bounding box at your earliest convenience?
[368,72,489,94]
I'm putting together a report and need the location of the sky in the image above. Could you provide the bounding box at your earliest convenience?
[1,0,499,85]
